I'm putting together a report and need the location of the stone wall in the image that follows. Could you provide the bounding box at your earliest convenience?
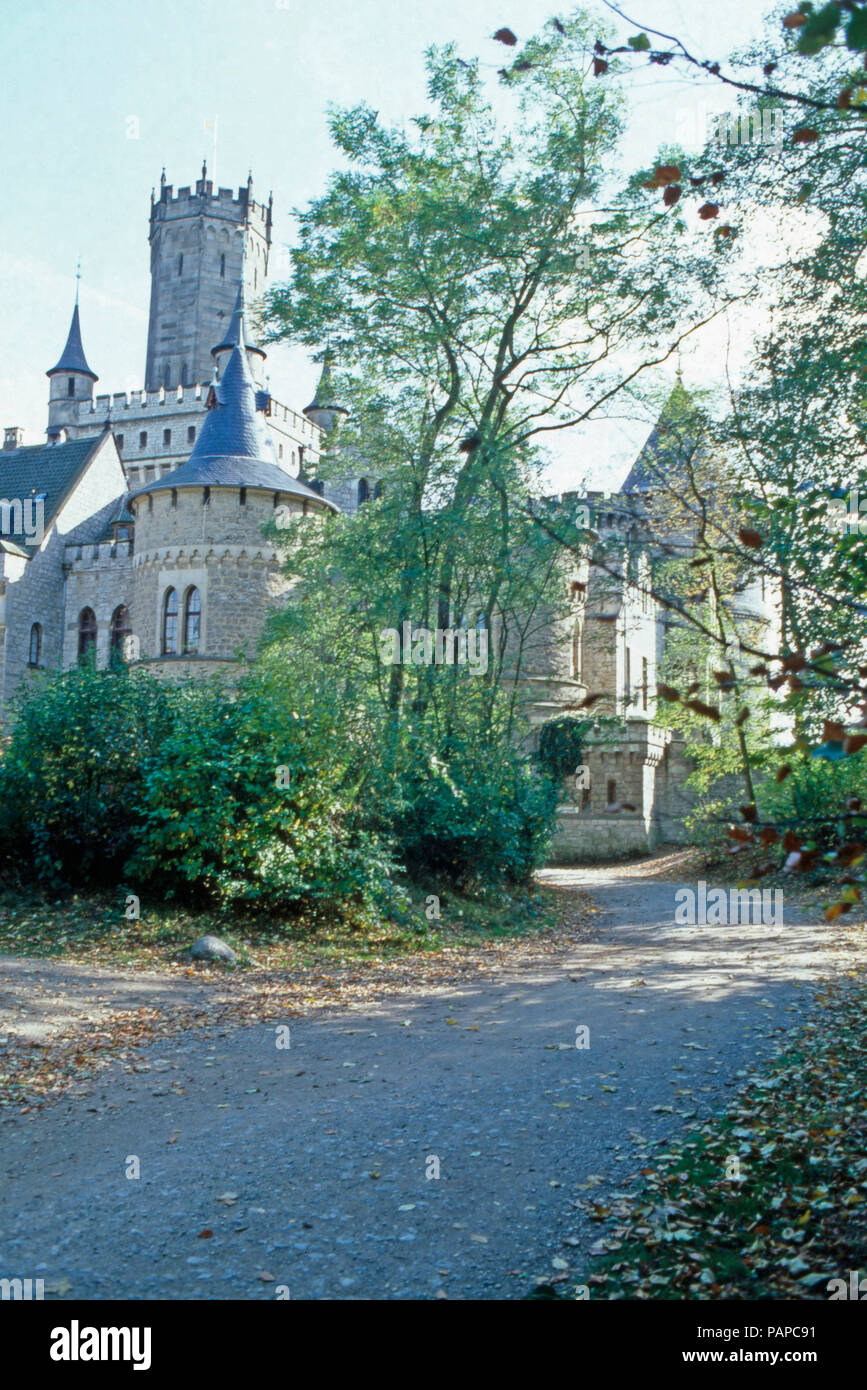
[0,433,127,717]
[549,719,671,862]
[62,538,133,671]
[129,485,317,664]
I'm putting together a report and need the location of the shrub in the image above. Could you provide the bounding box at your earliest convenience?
[757,749,867,850]
[389,729,558,888]
[536,715,592,783]
[125,668,395,912]
[0,665,171,886]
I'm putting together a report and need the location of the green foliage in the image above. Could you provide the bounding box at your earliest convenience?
[757,751,867,847]
[0,664,394,914]
[125,667,394,912]
[387,726,559,888]
[0,665,171,885]
[536,715,592,782]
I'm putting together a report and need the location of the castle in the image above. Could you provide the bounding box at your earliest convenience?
[0,169,772,860]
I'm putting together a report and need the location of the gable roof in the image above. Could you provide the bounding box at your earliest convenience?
[0,433,108,550]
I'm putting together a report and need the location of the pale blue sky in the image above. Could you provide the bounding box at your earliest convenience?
[0,0,773,490]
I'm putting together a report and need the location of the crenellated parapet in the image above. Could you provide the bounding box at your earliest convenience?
[63,538,133,572]
[150,176,272,241]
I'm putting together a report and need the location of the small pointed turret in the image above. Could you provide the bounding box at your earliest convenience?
[46,292,98,438]
[133,321,336,510]
[47,300,97,382]
[211,283,266,383]
[620,378,696,494]
[304,351,349,434]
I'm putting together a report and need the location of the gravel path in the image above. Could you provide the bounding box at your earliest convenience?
[1,863,863,1300]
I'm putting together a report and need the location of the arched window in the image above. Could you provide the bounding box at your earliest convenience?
[163,588,179,655]
[357,478,370,505]
[110,605,131,663]
[78,608,97,663]
[184,587,201,654]
[28,622,42,667]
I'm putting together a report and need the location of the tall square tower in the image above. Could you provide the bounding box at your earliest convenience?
[144,167,272,391]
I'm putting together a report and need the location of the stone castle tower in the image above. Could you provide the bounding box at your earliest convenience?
[45,294,98,440]
[145,166,272,391]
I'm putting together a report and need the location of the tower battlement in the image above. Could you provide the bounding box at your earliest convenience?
[145,169,273,394]
[150,175,272,232]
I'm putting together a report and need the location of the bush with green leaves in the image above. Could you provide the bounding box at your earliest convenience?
[0,664,171,886]
[126,667,394,912]
[0,662,394,914]
[387,722,558,889]
[756,748,867,851]
[536,716,592,784]
[0,644,557,910]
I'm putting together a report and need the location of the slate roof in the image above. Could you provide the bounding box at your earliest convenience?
[304,350,348,417]
[0,433,107,550]
[211,283,266,361]
[133,328,337,509]
[97,493,136,542]
[47,302,98,380]
[621,380,699,494]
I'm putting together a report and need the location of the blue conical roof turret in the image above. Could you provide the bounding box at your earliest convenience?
[47,301,98,381]
[134,317,336,509]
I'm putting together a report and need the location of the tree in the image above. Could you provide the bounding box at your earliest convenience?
[264,14,728,634]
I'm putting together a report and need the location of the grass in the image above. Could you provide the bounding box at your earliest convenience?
[0,877,568,974]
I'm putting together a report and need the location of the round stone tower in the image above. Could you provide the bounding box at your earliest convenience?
[129,317,337,671]
[46,296,98,440]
